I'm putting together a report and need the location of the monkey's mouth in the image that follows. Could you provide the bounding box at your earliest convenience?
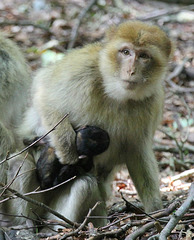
[121,80,139,90]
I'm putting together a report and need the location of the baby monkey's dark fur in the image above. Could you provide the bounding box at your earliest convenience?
[36,125,110,189]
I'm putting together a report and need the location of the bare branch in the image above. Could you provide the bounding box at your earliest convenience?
[68,0,98,49]
[0,182,79,228]
[0,153,28,198]
[125,201,180,240]
[170,169,194,182]
[138,4,194,21]
[0,19,50,31]
[166,58,194,93]
[158,182,194,240]
[0,114,68,165]
[24,176,76,196]
[153,144,194,154]
[60,202,101,239]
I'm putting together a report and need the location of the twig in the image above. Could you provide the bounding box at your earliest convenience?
[0,114,68,165]
[60,202,101,239]
[125,201,180,240]
[166,58,187,81]
[153,144,194,154]
[88,222,132,240]
[125,222,156,240]
[170,169,194,182]
[24,176,76,195]
[112,0,131,13]
[16,167,36,178]
[159,128,187,162]
[36,232,57,239]
[138,4,194,21]
[158,182,194,240]
[0,153,28,198]
[166,58,194,93]
[0,182,79,228]
[43,219,70,228]
[0,19,50,31]
[0,211,44,225]
[121,193,164,223]
[67,0,98,49]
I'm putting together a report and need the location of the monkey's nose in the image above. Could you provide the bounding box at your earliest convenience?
[130,70,135,76]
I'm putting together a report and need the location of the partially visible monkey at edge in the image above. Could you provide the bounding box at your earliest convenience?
[0,33,31,181]
[0,32,32,224]
[4,21,173,228]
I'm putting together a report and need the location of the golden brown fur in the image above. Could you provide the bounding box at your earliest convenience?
[5,21,173,228]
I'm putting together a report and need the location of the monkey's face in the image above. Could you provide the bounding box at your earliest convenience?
[100,41,168,102]
[99,21,172,101]
[117,42,152,89]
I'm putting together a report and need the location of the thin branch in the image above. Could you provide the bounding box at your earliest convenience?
[88,221,132,240]
[24,176,76,196]
[0,114,68,165]
[125,201,180,240]
[60,202,101,240]
[159,127,188,162]
[166,58,194,93]
[138,4,194,21]
[170,169,194,182]
[112,0,131,13]
[0,152,28,198]
[158,182,194,240]
[44,219,70,228]
[153,144,194,154]
[121,193,167,224]
[125,222,156,240]
[0,182,79,228]
[0,19,50,31]
[68,0,98,49]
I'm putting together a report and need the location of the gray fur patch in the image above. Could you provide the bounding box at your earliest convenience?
[0,49,10,62]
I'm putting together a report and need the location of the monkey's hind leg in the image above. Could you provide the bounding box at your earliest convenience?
[46,175,107,229]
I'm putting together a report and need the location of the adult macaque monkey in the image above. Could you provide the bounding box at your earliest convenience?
[0,32,31,226]
[14,21,172,227]
[0,33,31,156]
[0,33,31,182]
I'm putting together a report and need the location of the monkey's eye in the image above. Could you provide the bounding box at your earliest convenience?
[139,52,150,59]
[120,49,130,56]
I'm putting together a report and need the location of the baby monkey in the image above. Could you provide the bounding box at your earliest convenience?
[34,125,110,189]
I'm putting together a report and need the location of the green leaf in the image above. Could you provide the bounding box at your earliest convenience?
[41,50,64,67]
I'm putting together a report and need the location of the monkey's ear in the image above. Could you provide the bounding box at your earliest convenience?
[105,25,117,41]
[163,38,174,59]
[167,40,175,60]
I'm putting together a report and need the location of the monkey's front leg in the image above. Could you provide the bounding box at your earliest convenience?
[126,143,162,212]
[41,114,78,165]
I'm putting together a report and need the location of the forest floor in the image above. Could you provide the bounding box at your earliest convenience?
[0,0,193,239]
